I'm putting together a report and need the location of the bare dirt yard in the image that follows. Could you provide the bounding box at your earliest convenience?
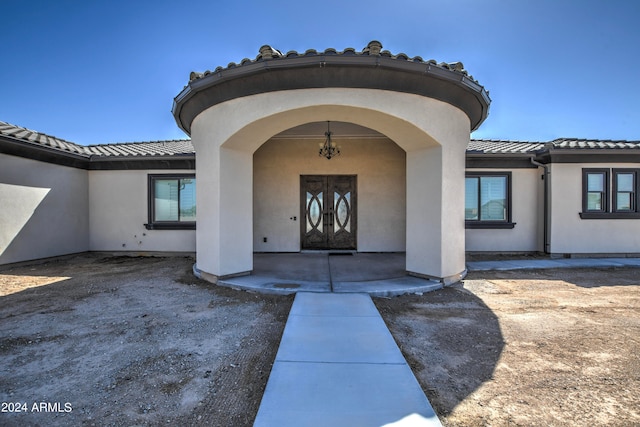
[376,267,640,427]
[0,254,292,426]
[1,254,639,426]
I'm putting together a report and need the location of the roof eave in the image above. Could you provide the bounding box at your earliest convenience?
[88,154,196,170]
[536,148,640,164]
[172,52,491,135]
[0,134,91,168]
[465,152,538,169]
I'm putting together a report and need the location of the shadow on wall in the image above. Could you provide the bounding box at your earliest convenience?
[374,286,504,418]
[0,183,51,264]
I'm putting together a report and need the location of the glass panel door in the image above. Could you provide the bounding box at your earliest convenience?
[300,175,357,250]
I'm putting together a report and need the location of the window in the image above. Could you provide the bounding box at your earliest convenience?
[581,168,640,219]
[613,170,637,212]
[146,174,196,229]
[583,169,608,212]
[465,172,514,229]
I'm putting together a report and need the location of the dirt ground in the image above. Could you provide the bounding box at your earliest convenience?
[376,267,640,427]
[0,254,292,426]
[1,254,639,426]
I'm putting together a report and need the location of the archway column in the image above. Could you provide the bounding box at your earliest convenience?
[406,141,467,283]
[192,139,254,283]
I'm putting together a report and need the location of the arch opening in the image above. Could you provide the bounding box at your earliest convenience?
[191,89,470,284]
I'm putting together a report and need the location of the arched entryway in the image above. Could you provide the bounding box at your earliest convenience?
[172,41,490,285]
[254,121,406,253]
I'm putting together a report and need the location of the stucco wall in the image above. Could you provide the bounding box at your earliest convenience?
[465,168,543,252]
[89,170,196,253]
[0,153,89,265]
[253,137,406,252]
[549,163,640,254]
[191,88,470,280]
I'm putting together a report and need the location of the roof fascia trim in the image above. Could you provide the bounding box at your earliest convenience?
[88,156,195,170]
[0,136,90,169]
[172,56,491,135]
[466,154,538,169]
[536,149,640,164]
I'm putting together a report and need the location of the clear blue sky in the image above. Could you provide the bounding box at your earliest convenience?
[2,0,638,145]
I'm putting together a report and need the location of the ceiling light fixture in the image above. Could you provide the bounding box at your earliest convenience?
[319,121,340,160]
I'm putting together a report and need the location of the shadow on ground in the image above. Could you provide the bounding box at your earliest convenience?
[374,285,504,419]
[477,266,640,288]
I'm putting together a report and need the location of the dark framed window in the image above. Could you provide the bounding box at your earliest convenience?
[582,169,609,213]
[465,172,514,229]
[613,169,638,212]
[580,168,640,219]
[146,174,196,230]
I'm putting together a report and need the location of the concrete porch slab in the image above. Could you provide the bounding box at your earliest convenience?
[218,253,444,296]
[333,277,443,297]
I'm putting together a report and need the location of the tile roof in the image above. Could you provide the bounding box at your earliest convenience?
[2,120,640,159]
[467,140,546,154]
[175,41,492,134]
[86,140,195,157]
[0,121,193,158]
[551,138,640,149]
[0,120,91,156]
[188,40,481,85]
[467,138,640,154]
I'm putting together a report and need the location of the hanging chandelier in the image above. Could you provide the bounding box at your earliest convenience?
[319,121,340,159]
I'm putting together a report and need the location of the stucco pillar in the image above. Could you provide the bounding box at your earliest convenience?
[192,135,253,282]
[405,135,467,283]
[406,146,442,277]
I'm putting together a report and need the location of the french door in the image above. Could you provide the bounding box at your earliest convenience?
[300,175,357,250]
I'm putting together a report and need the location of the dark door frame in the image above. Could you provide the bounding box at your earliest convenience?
[300,175,357,250]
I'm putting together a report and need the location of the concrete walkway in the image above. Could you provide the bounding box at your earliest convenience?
[466,257,640,271]
[254,292,442,427]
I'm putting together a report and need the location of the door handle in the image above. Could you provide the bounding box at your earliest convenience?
[322,212,334,227]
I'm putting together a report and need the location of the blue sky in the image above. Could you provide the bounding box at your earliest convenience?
[2,0,639,145]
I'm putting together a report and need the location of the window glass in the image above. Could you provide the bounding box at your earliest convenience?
[616,193,632,211]
[585,172,606,212]
[615,173,634,211]
[179,179,196,221]
[465,174,509,224]
[150,176,196,227]
[479,176,506,220]
[582,169,640,216]
[587,193,603,211]
[464,177,479,220]
[154,179,179,221]
[587,173,604,192]
[617,173,634,192]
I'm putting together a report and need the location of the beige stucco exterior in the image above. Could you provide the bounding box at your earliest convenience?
[253,136,406,252]
[0,153,89,264]
[88,170,196,253]
[465,168,544,252]
[190,88,471,282]
[549,163,640,254]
